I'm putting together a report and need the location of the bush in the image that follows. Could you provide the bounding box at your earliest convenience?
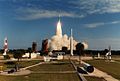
[4,61,15,65]
[4,55,10,59]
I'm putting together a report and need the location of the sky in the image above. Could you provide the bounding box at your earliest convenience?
[0,0,120,50]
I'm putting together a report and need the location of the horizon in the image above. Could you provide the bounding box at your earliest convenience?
[0,0,120,50]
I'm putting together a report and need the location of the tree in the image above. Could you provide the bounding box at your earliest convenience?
[76,43,84,64]
[104,49,109,54]
[62,46,68,60]
[13,50,23,71]
[28,48,32,58]
[13,50,23,62]
[62,46,68,54]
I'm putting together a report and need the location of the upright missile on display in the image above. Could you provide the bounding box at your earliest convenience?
[70,29,73,56]
[3,37,8,56]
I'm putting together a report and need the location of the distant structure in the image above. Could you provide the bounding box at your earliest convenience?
[3,37,8,56]
[41,39,49,54]
[32,42,37,53]
[23,42,40,59]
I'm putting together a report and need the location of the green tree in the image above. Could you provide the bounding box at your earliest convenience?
[13,50,23,71]
[76,43,84,64]
[62,46,68,60]
[28,48,32,58]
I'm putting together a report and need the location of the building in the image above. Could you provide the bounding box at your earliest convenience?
[32,42,37,53]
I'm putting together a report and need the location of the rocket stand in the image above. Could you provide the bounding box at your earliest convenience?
[3,52,8,59]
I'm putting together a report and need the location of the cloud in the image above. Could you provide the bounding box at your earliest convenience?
[111,21,120,24]
[16,8,85,20]
[15,0,120,20]
[70,0,120,14]
[85,23,105,28]
[86,20,120,28]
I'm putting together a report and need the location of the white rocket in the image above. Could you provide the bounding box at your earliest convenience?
[3,37,8,56]
[56,15,62,37]
[70,29,73,56]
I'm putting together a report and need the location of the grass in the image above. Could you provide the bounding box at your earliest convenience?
[0,60,41,71]
[29,61,75,71]
[0,73,80,81]
[115,60,120,62]
[85,76,106,81]
[0,60,80,81]
[85,59,120,80]
[18,60,41,68]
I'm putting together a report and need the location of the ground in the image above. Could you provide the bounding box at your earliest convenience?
[0,60,80,81]
[0,55,120,81]
[85,59,120,80]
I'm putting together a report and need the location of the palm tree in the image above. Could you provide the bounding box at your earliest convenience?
[76,43,84,64]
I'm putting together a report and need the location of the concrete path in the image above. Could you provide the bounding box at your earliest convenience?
[81,60,119,81]
[21,62,44,70]
[0,62,44,76]
[88,67,119,81]
[82,63,119,81]
[0,70,31,76]
[71,61,87,81]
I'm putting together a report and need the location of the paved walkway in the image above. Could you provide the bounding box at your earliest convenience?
[81,61,119,81]
[88,67,119,81]
[21,62,44,70]
[0,61,44,76]
[71,61,87,81]
[0,56,119,81]
[0,70,31,76]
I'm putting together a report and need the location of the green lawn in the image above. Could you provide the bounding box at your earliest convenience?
[0,73,80,81]
[18,60,41,68]
[0,60,80,81]
[115,60,120,62]
[29,62,75,71]
[0,60,41,71]
[111,55,120,60]
[85,76,106,81]
[85,60,120,80]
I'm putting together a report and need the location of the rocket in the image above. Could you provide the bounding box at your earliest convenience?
[70,29,73,56]
[56,15,62,37]
[3,37,8,56]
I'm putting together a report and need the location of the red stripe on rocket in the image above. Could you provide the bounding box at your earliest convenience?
[4,37,8,52]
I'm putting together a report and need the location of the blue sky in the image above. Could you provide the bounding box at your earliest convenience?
[0,0,120,50]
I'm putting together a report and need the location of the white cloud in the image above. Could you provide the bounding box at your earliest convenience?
[111,21,120,24]
[16,8,85,20]
[85,23,105,28]
[86,20,120,28]
[70,0,120,14]
[15,0,120,20]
